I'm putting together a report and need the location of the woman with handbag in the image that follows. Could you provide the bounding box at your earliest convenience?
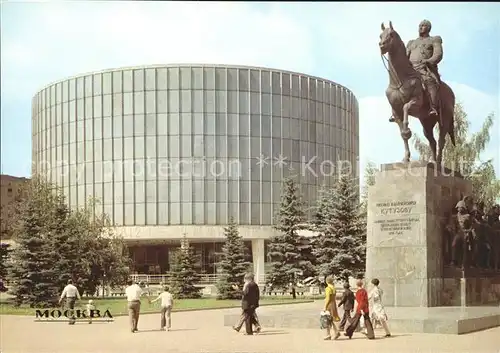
[323,276,340,340]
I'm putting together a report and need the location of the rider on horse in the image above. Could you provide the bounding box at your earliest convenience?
[389,19,443,122]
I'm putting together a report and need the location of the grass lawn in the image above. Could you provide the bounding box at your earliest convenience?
[0,296,314,316]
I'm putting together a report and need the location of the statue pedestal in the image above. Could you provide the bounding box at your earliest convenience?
[223,163,500,334]
[365,161,471,307]
[442,266,500,306]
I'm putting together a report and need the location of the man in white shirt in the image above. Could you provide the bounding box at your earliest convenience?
[150,286,174,331]
[125,279,145,333]
[58,279,81,325]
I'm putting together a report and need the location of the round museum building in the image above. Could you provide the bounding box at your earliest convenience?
[31,64,359,283]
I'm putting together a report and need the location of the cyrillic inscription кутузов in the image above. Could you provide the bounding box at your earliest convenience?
[374,201,420,236]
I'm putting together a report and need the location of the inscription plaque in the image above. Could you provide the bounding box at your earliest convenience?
[374,200,420,236]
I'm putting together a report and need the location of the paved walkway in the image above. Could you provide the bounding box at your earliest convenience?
[2,303,500,353]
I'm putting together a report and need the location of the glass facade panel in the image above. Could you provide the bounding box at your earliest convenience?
[33,65,358,232]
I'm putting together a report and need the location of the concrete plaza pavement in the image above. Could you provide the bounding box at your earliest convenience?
[1,302,500,353]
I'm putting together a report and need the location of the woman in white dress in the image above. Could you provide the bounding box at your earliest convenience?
[368,278,391,337]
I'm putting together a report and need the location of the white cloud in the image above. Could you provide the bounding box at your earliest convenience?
[1,2,498,182]
[312,2,500,67]
[1,2,315,98]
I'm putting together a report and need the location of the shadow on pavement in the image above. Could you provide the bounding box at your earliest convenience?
[137,328,198,333]
[337,333,411,341]
[257,330,289,336]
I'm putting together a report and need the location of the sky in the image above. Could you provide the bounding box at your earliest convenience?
[1,1,499,184]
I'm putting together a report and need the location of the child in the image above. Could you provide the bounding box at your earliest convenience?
[86,299,95,324]
[150,286,174,331]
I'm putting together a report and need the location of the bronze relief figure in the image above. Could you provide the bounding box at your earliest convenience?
[445,195,500,271]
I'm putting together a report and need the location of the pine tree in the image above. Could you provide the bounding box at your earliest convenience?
[267,178,311,289]
[216,218,251,299]
[315,174,365,282]
[312,186,337,278]
[8,178,60,307]
[413,103,500,208]
[7,178,131,303]
[297,235,317,280]
[169,237,202,299]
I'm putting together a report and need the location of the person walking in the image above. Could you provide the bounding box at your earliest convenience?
[58,279,81,325]
[345,279,374,339]
[338,282,355,331]
[368,278,391,337]
[232,281,261,333]
[323,276,340,340]
[241,273,260,335]
[125,279,145,333]
[149,286,174,331]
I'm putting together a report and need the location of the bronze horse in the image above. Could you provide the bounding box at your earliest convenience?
[379,21,455,163]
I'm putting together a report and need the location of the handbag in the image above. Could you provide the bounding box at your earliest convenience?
[320,311,332,329]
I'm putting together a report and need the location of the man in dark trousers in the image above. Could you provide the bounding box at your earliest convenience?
[232,282,261,333]
[338,282,355,331]
[58,279,81,325]
[241,273,260,335]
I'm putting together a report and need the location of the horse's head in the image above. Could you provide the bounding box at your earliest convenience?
[379,21,401,55]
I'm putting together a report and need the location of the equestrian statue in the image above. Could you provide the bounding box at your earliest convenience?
[379,20,456,164]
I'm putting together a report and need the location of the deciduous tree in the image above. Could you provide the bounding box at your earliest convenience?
[0,243,11,281]
[360,161,378,211]
[413,103,500,208]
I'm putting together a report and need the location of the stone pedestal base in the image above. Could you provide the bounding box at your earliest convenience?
[442,267,500,306]
[365,161,471,307]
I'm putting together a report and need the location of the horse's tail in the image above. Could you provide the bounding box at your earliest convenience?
[448,119,456,146]
[442,84,456,146]
[448,90,456,147]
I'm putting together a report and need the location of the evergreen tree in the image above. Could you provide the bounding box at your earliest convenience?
[170,237,202,299]
[267,178,311,289]
[7,178,131,303]
[297,235,317,280]
[413,103,500,208]
[216,218,251,299]
[312,186,337,278]
[316,174,365,282]
[8,178,60,307]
